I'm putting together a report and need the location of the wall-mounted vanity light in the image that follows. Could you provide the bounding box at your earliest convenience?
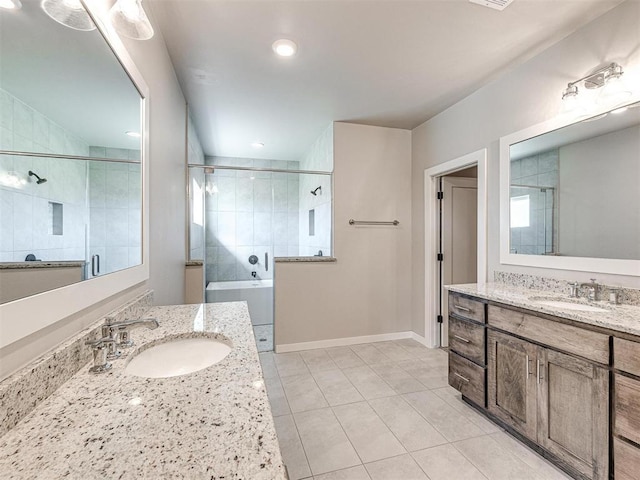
[562,62,632,114]
[40,0,154,40]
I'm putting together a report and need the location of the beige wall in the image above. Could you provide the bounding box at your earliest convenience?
[121,5,187,306]
[410,0,640,336]
[275,122,412,347]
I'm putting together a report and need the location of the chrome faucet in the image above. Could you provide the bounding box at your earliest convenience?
[85,337,116,373]
[580,278,600,301]
[104,317,159,348]
[568,282,580,298]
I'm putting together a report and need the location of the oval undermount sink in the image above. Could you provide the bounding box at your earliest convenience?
[529,298,609,313]
[125,337,232,378]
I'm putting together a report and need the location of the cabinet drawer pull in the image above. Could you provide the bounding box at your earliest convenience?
[454,372,470,383]
[453,335,470,343]
[537,360,544,384]
[454,304,471,313]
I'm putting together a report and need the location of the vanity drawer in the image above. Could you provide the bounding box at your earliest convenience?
[614,337,640,376]
[614,437,640,480]
[449,316,485,365]
[449,293,485,323]
[449,351,485,407]
[487,305,609,364]
[614,373,640,445]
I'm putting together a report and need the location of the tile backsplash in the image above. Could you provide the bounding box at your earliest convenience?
[0,290,153,438]
[494,271,640,307]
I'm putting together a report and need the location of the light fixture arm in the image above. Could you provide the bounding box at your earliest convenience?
[565,62,622,90]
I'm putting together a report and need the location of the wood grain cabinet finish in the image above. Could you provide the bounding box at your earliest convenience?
[449,316,485,365]
[614,373,640,445]
[614,437,640,480]
[449,351,485,407]
[538,348,609,480]
[487,305,609,364]
[448,292,485,323]
[614,337,640,377]
[487,329,538,442]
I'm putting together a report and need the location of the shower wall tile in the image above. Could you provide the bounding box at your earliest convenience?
[254,179,273,212]
[0,126,13,150]
[12,99,34,140]
[254,212,272,245]
[0,90,13,131]
[203,157,303,283]
[236,212,254,246]
[236,178,254,211]
[217,211,237,246]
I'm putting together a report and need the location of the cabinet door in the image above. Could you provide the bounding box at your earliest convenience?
[537,348,608,480]
[487,330,538,441]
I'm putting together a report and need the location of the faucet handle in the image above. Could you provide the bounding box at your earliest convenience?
[85,337,115,373]
[590,278,597,284]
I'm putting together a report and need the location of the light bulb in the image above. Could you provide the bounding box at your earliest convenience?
[597,71,632,106]
[272,39,297,57]
[0,0,22,10]
[62,0,82,9]
[109,0,154,40]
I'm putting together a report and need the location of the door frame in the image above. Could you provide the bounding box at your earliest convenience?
[424,149,488,347]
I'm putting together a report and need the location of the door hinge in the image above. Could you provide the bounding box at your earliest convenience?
[437,191,444,200]
[437,315,444,323]
[437,253,444,261]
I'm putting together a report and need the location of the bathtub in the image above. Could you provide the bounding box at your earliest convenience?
[206,279,273,326]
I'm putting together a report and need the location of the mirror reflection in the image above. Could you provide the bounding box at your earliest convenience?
[0,0,143,304]
[509,101,640,260]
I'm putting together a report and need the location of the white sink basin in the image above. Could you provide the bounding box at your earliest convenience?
[529,298,609,313]
[125,337,232,378]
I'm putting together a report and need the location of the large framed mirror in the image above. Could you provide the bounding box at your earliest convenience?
[0,1,149,348]
[500,98,640,276]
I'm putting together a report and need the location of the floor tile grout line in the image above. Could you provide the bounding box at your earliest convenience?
[448,436,497,480]
[288,410,317,480]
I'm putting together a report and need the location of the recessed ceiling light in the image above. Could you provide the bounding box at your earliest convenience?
[0,0,22,9]
[126,131,141,138]
[251,142,265,149]
[272,39,297,57]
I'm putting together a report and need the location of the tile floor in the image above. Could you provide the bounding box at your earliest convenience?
[259,339,572,480]
[253,324,274,352]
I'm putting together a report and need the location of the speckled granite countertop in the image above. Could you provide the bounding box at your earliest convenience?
[447,283,640,337]
[0,302,286,480]
[0,261,86,269]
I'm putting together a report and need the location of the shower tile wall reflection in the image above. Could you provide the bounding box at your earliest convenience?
[205,158,300,282]
[510,150,558,255]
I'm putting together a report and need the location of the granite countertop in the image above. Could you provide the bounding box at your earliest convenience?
[447,283,640,337]
[0,302,286,480]
[0,261,87,269]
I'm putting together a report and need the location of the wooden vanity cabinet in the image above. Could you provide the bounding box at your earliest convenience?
[487,329,538,441]
[448,293,486,408]
[485,304,609,479]
[613,337,640,477]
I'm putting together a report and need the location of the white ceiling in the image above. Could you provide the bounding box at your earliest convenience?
[149,0,624,162]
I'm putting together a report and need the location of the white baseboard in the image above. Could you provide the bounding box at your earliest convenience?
[410,332,435,348]
[275,331,437,353]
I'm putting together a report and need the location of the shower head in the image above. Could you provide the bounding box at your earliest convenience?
[311,186,322,196]
[28,170,47,184]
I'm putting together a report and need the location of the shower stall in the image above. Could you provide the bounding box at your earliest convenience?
[188,159,332,352]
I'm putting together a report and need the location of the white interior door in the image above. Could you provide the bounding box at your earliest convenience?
[441,177,477,346]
